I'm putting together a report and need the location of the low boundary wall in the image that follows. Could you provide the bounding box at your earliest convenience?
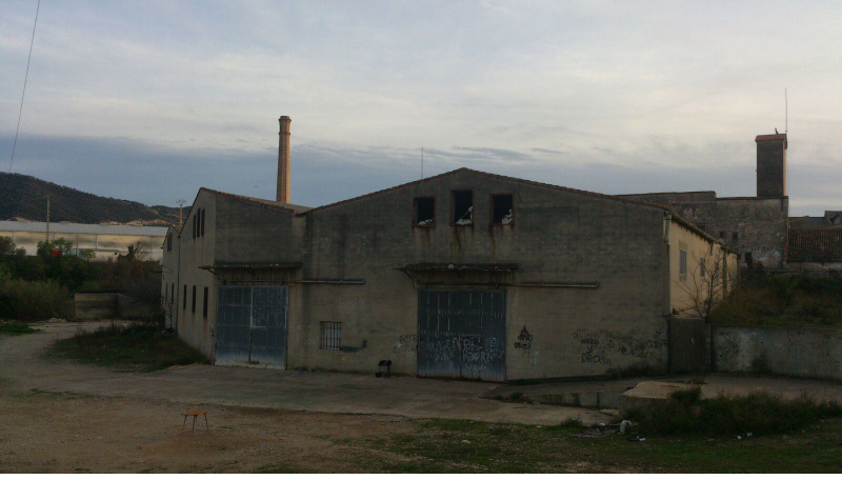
[712,324,842,381]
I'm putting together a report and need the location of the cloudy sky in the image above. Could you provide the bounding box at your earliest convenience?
[1,0,840,215]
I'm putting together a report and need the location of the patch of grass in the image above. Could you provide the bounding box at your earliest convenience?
[0,321,37,336]
[711,274,842,328]
[48,322,209,372]
[627,386,842,436]
[350,416,842,473]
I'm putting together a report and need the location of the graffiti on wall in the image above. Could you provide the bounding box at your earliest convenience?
[573,328,667,365]
[514,326,533,350]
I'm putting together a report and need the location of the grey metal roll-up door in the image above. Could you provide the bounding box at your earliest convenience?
[417,289,506,382]
[216,285,288,368]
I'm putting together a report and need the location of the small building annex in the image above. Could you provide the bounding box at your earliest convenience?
[163,122,736,381]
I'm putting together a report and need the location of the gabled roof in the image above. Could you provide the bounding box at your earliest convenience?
[302,167,671,215]
[201,188,312,214]
[299,167,727,249]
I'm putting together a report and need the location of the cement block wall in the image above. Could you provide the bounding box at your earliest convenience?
[621,193,788,270]
[74,293,118,320]
[712,324,842,381]
[173,191,218,358]
[292,169,671,380]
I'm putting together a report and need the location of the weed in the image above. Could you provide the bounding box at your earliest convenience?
[48,322,209,372]
[0,321,38,336]
[627,386,842,437]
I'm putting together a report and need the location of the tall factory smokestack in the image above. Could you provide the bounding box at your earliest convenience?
[277,116,292,203]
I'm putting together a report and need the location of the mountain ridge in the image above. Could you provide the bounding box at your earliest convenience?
[0,172,186,225]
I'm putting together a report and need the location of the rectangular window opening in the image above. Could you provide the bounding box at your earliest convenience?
[679,249,688,276]
[320,322,342,350]
[200,209,206,237]
[699,256,706,277]
[732,232,739,241]
[202,286,208,318]
[171,284,175,304]
[183,285,187,310]
[453,190,473,225]
[719,231,726,239]
[192,286,197,314]
[491,194,514,224]
[414,197,435,227]
[167,233,172,251]
[192,215,196,239]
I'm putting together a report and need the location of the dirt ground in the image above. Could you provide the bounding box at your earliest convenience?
[0,322,600,473]
[0,386,420,473]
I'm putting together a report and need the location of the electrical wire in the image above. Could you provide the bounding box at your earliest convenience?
[8,0,42,173]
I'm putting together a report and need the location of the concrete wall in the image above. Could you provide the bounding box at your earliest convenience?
[74,293,118,320]
[713,324,842,381]
[175,191,218,358]
[75,293,156,320]
[621,194,788,270]
[289,170,672,380]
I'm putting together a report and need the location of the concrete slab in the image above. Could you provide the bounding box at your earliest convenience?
[0,321,612,426]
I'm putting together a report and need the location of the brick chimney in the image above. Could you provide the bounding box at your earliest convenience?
[756,133,787,198]
[277,116,292,203]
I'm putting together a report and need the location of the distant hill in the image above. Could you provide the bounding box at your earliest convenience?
[0,172,187,225]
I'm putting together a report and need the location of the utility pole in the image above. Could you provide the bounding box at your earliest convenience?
[177,199,186,226]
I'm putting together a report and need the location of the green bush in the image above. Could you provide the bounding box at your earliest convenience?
[0,279,74,321]
[628,386,842,436]
[50,322,209,372]
[711,274,842,327]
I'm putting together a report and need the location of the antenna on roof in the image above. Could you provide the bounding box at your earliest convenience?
[785,88,788,134]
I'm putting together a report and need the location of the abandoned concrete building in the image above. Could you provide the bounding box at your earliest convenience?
[619,134,790,270]
[162,116,739,381]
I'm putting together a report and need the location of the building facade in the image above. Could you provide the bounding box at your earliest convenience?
[0,220,167,261]
[620,134,790,270]
[163,169,735,381]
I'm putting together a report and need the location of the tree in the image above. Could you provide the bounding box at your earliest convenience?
[0,237,16,256]
[676,249,737,321]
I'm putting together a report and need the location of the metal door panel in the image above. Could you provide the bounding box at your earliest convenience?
[418,290,506,381]
[249,286,288,367]
[215,285,288,368]
[215,286,251,366]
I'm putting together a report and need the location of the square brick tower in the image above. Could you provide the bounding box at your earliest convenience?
[756,133,787,198]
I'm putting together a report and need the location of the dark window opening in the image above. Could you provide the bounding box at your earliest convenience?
[192,214,197,239]
[744,252,753,267]
[491,194,514,224]
[167,233,172,251]
[192,286,197,314]
[732,232,739,241]
[414,197,435,227]
[453,190,473,225]
[200,209,205,237]
[183,285,187,310]
[202,287,209,318]
[719,231,726,239]
[171,284,175,304]
[320,322,342,350]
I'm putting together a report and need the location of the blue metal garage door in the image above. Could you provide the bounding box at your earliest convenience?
[216,285,288,368]
[417,289,506,382]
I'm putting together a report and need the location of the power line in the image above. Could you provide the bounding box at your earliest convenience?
[8,0,42,173]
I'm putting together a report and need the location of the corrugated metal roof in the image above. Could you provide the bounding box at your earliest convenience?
[0,220,168,236]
